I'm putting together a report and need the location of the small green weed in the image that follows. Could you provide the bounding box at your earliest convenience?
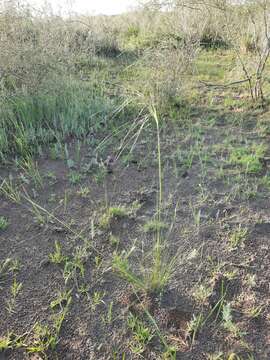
[163,346,177,360]
[20,156,43,188]
[0,178,21,204]
[0,335,12,351]
[0,217,8,231]
[77,186,91,197]
[91,291,106,311]
[245,305,263,319]
[102,301,114,324]
[100,206,129,229]
[259,174,270,190]
[228,226,248,250]
[50,290,72,310]
[0,258,20,278]
[63,250,85,284]
[49,241,68,265]
[6,278,22,313]
[68,171,82,185]
[109,234,120,247]
[94,166,107,184]
[127,313,154,354]
[27,324,58,353]
[192,283,212,304]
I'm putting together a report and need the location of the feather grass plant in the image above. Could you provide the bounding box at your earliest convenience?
[112,105,178,293]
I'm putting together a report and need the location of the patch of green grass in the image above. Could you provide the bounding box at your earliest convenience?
[0,258,20,278]
[229,144,266,174]
[259,174,270,190]
[49,241,68,265]
[195,50,233,82]
[112,108,177,294]
[112,253,146,290]
[63,249,86,284]
[77,186,91,198]
[0,76,118,161]
[68,171,83,185]
[100,206,129,229]
[127,313,154,355]
[91,291,106,311]
[0,332,26,353]
[0,334,14,352]
[0,216,8,231]
[143,220,168,233]
[109,207,128,217]
[228,226,248,250]
[6,277,22,313]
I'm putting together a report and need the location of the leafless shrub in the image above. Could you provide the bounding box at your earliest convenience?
[146,0,270,104]
[205,0,270,104]
[0,5,74,93]
[0,2,122,97]
[124,33,198,109]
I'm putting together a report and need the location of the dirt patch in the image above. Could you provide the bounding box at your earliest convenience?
[1,116,270,359]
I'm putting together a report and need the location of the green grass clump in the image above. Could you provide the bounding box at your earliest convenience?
[259,174,270,190]
[112,108,176,294]
[143,220,168,233]
[0,77,116,161]
[112,254,146,290]
[68,172,83,185]
[100,206,129,229]
[127,313,154,354]
[228,226,248,250]
[49,241,68,265]
[108,207,128,217]
[0,217,9,231]
[229,144,266,174]
[0,335,13,351]
[112,247,176,294]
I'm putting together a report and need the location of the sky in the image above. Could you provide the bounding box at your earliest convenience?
[28,0,139,15]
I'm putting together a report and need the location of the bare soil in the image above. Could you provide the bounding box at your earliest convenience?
[1,109,270,359]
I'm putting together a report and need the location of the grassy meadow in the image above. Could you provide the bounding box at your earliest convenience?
[0,1,270,359]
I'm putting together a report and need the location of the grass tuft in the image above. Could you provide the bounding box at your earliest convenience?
[229,144,266,174]
[0,217,9,231]
[143,220,168,233]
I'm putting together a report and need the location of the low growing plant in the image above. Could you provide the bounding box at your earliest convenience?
[0,216,8,231]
